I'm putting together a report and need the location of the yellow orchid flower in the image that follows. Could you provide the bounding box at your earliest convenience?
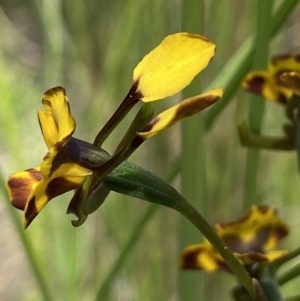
[242,54,300,103]
[7,87,93,228]
[133,32,216,102]
[179,205,289,272]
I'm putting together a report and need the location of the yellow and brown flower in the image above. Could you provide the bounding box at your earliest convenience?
[179,205,289,272]
[242,54,300,104]
[6,87,93,228]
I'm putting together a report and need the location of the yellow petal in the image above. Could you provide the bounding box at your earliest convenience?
[133,33,216,102]
[38,87,75,149]
[138,87,223,139]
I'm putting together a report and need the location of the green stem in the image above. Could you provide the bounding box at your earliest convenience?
[205,0,299,131]
[278,263,300,285]
[180,0,206,299]
[244,0,273,208]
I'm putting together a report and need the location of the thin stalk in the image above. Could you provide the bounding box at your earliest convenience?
[205,0,300,131]
[278,263,300,285]
[180,0,206,300]
[244,0,273,208]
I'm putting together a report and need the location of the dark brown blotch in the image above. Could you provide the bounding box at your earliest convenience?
[245,76,265,95]
[175,95,219,121]
[180,249,201,269]
[24,196,39,228]
[271,54,292,66]
[46,177,79,201]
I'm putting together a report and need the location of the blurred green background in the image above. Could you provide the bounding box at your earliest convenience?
[0,0,300,300]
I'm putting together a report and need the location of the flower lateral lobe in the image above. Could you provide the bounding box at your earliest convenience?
[7,168,43,210]
[242,54,300,104]
[133,33,216,102]
[138,87,223,139]
[180,205,289,272]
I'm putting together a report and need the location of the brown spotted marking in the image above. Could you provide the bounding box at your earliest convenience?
[180,248,202,269]
[24,196,39,228]
[7,169,43,210]
[28,168,43,181]
[45,177,80,201]
[175,95,219,122]
[245,76,265,96]
[271,54,292,66]
[273,224,289,241]
[256,204,270,214]
[295,54,300,62]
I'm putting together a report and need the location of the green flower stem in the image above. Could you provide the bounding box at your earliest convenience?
[103,161,254,297]
[93,83,140,147]
[180,0,206,299]
[278,263,300,286]
[205,0,299,131]
[244,0,273,208]
[0,173,53,301]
